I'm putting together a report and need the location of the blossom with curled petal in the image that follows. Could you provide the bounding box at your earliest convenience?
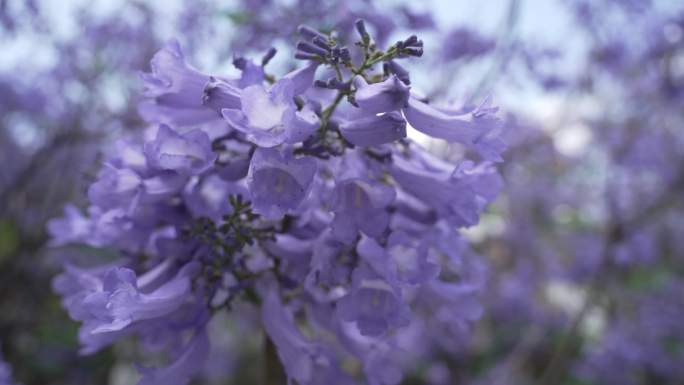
[402,96,506,162]
[53,263,197,337]
[139,40,225,126]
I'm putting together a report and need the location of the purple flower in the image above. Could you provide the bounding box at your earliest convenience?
[354,75,410,114]
[330,178,396,243]
[141,40,207,102]
[90,267,192,333]
[144,124,216,176]
[390,155,502,227]
[337,264,411,337]
[403,96,506,162]
[246,148,317,219]
[338,111,407,147]
[222,77,318,147]
[53,263,197,338]
[43,18,515,385]
[140,40,222,126]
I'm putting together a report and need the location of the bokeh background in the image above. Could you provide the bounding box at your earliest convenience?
[1,0,683,384]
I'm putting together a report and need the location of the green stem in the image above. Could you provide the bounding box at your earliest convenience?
[318,91,346,135]
[333,63,343,81]
[353,47,397,76]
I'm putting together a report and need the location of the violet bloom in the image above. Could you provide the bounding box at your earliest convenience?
[246,148,317,219]
[138,327,210,385]
[139,40,229,126]
[90,267,192,333]
[140,40,207,102]
[53,263,196,338]
[354,76,505,161]
[203,57,270,113]
[390,155,502,228]
[403,97,506,162]
[338,111,407,147]
[337,264,411,337]
[354,75,410,114]
[144,124,216,176]
[330,178,396,243]
[222,70,319,147]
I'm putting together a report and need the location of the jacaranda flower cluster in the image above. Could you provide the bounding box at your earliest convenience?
[49,20,506,385]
